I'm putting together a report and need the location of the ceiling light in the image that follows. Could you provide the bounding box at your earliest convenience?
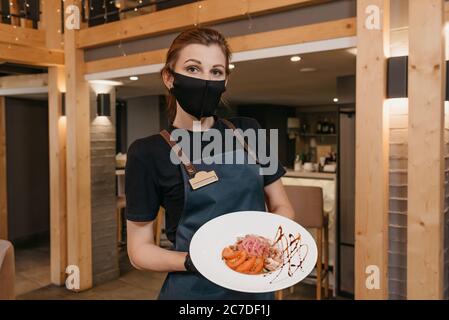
[290,56,302,62]
[333,98,339,103]
[299,67,317,72]
[129,76,139,81]
[229,64,235,70]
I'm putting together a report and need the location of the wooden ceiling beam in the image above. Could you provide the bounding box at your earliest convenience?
[76,0,329,49]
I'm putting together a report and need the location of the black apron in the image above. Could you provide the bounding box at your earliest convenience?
[157,118,274,300]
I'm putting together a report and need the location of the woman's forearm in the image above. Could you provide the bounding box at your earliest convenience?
[271,204,295,220]
[129,243,187,273]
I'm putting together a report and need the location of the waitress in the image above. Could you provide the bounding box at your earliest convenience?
[125,27,295,300]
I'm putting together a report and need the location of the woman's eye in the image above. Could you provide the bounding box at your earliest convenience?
[187,66,198,72]
[212,69,224,76]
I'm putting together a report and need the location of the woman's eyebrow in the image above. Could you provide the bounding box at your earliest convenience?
[184,59,225,69]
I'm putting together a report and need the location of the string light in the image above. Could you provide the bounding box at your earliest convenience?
[245,0,253,30]
[85,0,254,58]
[194,1,202,27]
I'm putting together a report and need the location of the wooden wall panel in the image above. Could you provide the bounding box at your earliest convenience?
[355,0,390,299]
[407,0,445,300]
[64,0,93,291]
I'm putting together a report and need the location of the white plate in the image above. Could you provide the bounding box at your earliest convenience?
[189,211,318,293]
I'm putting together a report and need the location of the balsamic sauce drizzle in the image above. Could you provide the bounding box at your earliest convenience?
[264,225,309,284]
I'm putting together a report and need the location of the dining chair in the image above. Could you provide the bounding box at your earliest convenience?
[0,239,15,299]
[275,185,329,300]
[116,196,126,245]
[153,207,165,247]
[116,170,164,246]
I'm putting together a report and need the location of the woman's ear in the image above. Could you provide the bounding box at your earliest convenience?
[162,69,174,90]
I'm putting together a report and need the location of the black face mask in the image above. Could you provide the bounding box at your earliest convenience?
[169,71,226,120]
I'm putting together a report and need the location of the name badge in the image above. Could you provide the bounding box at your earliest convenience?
[189,170,219,190]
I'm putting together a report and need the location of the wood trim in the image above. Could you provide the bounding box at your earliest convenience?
[0,43,64,67]
[76,0,328,49]
[0,97,7,240]
[48,66,68,286]
[0,24,46,48]
[45,0,67,286]
[64,0,92,291]
[0,74,48,90]
[445,1,449,21]
[407,0,445,300]
[85,18,356,75]
[355,0,389,299]
[40,0,64,50]
[9,0,20,26]
[228,17,355,52]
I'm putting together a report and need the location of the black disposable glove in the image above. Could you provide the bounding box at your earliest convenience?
[184,252,198,273]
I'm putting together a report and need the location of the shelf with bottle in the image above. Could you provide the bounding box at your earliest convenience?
[299,117,337,137]
[315,117,337,135]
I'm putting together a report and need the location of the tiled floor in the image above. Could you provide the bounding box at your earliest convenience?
[15,242,328,300]
[15,241,52,297]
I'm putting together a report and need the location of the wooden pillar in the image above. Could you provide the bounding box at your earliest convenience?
[64,0,93,291]
[355,0,390,299]
[48,66,68,285]
[407,0,445,300]
[0,97,7,240]
[42,0,68,286]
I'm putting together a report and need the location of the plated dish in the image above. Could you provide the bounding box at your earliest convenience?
[221,234,282,275]
[190,211,318,293]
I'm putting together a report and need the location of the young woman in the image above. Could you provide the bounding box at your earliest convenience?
[125,27,295,300]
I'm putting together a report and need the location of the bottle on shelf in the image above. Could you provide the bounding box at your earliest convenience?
[294,154,302,171]
[321,118,329,134]
[316,119,322,134]
[329,120,336,134]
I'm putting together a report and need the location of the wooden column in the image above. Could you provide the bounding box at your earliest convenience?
[355,0,390,299]
[408,0,445,300]
[48,66,68,285]
[0,97,7,240]
[42,0,68,286]
[64,0,93,291]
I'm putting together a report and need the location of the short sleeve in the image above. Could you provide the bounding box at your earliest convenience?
[251,119,286,186]
[125,140,160,222]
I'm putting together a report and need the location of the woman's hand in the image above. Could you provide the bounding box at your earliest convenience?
[127,220,187,272]
[264,179,295,220]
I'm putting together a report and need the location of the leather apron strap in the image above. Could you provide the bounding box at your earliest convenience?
[159,129,197,178]
[219,118,260,165]
[159,118,260,176]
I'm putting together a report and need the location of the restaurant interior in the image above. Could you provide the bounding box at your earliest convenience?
[0,0,448,300]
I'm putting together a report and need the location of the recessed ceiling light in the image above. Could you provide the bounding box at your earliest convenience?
[129,76,139,81]
[299,67,317,72]
[290,56,302,62]
[229,63,235,70]
[333,98,339,103]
